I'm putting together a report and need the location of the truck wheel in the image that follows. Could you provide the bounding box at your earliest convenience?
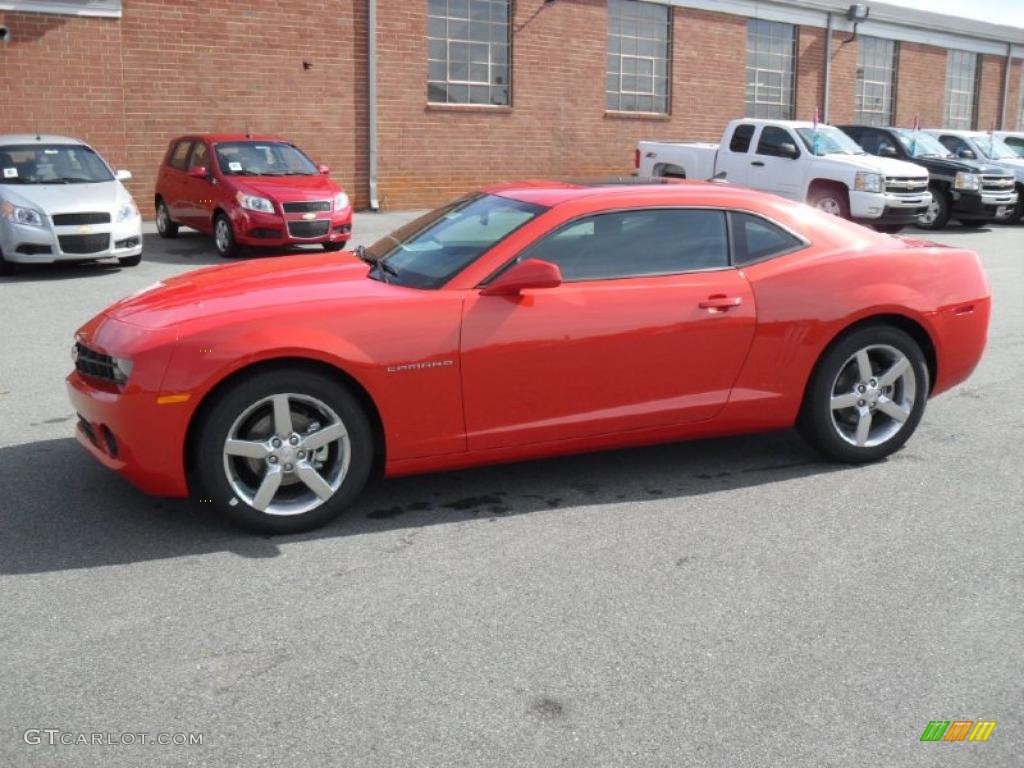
[917,185,949,229]
[809,185,850,219]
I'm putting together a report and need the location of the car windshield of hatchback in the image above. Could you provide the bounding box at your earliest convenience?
[973,135,1018,161]
[891,130,952,159]
[214,141,319,176]
[796,126,866,156]
[0,144,113,184]
[363,193,546,289]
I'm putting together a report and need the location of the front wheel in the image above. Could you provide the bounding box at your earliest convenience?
[214,213,240,258]
[798,325,929,463]
[809,186,850,219]
[192,368,374,533]
[916,186,949,229]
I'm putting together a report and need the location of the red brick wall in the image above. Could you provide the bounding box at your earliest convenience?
[0,11,128,170]
[1009,60,1024,130]
[977,53,1006,131]
[824,32,859,125]
[894,42,947,128]
[795,25,826,122]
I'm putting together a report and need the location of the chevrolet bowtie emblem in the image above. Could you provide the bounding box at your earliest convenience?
[302,212,316,220]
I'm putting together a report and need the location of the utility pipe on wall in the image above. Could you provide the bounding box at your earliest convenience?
[368,0,380,210]
[1000,42,1012,130]
[822,12,833,123]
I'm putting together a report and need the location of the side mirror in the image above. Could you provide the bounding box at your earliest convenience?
[115,169,132,181]
[780,142,799,159]
[188,165,209,179]
[481,259,562,296]
[879,145,898,158]
[318,164,331,175]
[957,149,976,160]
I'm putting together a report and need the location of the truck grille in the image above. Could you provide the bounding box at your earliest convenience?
[287,220,330,238]
[885,177,928,194]
[52,212,111,226]
[59,234,110,254]
[981,176,1015,193]
[74,343,118,383]
[282,201,331,213]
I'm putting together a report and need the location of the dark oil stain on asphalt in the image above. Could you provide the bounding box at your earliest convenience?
[696,471,732,480]
[441,493,507,511]
[646,488,664,496]
[367,505,407,520]
[30,414,74,426]
[531,697,566,720]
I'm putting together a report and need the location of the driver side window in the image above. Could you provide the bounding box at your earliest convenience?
[188,142,209,171]
[756,126,799,158]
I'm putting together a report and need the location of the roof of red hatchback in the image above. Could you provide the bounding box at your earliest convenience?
[172,134,290,144]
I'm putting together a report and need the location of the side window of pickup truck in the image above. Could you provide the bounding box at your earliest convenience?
[938,135,969,156]
[729,124,756,153]
[756,126,799,158]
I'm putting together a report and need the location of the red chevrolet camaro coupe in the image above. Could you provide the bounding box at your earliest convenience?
[67,180,990,533]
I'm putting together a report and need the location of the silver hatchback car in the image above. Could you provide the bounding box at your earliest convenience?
[0,134,143,273]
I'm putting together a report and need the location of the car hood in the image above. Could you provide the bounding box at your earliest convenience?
[914,156,1008,176]
[820,154,927,178]
[233,174,341,202]
[105,252,397,330]
[0,180,128,213]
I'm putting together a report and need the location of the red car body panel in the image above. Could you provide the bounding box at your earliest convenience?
[67,182,991,498]
[155,134,352,249]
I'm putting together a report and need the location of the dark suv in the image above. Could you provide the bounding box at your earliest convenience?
[839,125,1017,230]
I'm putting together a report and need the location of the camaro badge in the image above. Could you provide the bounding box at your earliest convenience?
[387,360,454,374]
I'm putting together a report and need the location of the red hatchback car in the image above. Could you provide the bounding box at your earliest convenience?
[154,134,352,257]
[68,180,990,534]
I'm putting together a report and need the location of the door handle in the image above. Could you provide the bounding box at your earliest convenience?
[750,160,765,167]
[699,295,743,311]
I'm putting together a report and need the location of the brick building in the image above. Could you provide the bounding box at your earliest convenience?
[1,0,1023,213]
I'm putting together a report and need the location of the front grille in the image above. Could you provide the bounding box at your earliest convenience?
[981,176,1015,193]
[59,233,109,254]
[885,177,928,194]
[52,212,110,226]
[74,342,118,383]
[282,200,331,213]
[287,220,330,238]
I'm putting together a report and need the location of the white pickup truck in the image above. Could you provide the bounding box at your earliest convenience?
[637,119,931,232]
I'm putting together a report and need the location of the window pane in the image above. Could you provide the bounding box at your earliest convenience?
[944,50,978,129]
[427,0,510,104]
[855,36,896,126]
[730,212,803,266]
[745,19,795,119]
[522,209,728,282]
[606,0,671,113]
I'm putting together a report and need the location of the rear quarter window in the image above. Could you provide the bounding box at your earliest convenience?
[167,141,192,171]
[729,212,805,266]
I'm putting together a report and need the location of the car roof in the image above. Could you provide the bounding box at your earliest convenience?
[0,134,86,146]
[171,134,291,144]
[482,179,783,208]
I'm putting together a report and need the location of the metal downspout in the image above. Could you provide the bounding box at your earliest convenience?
[368,0,380,210]
[822,12,833,123]
[1001,42,1012,130]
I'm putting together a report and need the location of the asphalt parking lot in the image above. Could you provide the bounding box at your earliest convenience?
[2,217,1022,767]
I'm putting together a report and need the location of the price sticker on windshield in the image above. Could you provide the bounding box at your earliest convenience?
[3,167,17,178]
[228,162,242,171]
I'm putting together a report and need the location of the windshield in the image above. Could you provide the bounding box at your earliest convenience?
[796,126,865,156]
[364,193,546,289]
[0,144,113,185]
[891,130,951,158]
[974,135,1018,161]
[214,141,319,176]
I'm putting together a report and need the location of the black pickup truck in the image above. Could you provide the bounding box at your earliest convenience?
[838,125,1018,230]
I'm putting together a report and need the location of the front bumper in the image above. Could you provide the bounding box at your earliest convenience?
[951,190,1019,221]
[2,217,143,263]
[231,205,353,248]
[850,189,932,224]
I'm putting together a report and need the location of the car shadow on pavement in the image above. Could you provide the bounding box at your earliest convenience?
[1,261,125,282]
[142,229,334,267]
[1,430,851,576]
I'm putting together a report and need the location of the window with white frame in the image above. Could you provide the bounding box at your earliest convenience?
[745,20,796,119]
[855,36,897,126]
[943,50,978,130]
[427,0,510,106]
[606,0,672,113]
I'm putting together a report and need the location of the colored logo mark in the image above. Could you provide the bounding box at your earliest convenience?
[920,720,997,742]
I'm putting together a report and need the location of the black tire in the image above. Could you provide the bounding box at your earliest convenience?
[192,367,374,534]
[798,324,929,464]
[322,242,345,252]
[155,198,179,238]
[873,224,904,234]
[118,254,142,267]
[916,185,950,230]
[1009,186,1024,224]
[213,212,240,258]
[0,248,20,275]
[957,219,987,229]
[808,185,851,219]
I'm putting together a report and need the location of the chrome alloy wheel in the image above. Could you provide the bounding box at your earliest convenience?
[816,197,842,216]
[215,218,232,253]
[918,197,940,226]
[222,393,351,516]
[829,344,917,448]
[157,204,170,233]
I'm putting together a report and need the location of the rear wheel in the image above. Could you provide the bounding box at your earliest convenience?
[192,368,374,533]
[917,185,949,229]
[214,213,240,258]
[809,185,850,219]
[156,199,178,238]
[798,325,929,463]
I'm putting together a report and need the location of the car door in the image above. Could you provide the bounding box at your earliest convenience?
[163,140,193,221]
[182,140,214,230]
[714,123,756,186]
[459,207,757,451]
[750,125,803,200]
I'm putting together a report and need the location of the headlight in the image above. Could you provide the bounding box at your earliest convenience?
[333,191,350,210]
[1,201,46,227]
[115,200,139,222]
[854,171,884,193]
[954,172,980,191]
[111,356,134,385]
[236,192,275,214]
